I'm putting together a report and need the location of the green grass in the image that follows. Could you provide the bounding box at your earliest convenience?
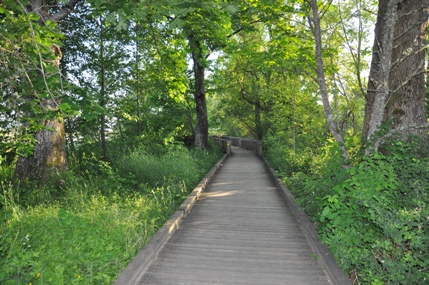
[0,145,223,284]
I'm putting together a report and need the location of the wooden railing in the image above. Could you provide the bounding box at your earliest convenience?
[211,136,262,155]
[211,136,231,155]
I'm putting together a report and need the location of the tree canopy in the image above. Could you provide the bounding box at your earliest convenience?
[1,0,429,282]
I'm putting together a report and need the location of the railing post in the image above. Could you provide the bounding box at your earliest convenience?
[226,140,231,155]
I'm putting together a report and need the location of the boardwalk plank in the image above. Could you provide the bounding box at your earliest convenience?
[135,147,334,284]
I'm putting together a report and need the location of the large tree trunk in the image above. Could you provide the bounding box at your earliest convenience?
[363,0,428,151]
[188,35,208,149]
[15,118,66,184]
[14,0,82,183]
[384,0,428,140]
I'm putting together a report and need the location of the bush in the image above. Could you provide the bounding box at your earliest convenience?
[265,134,429,284]
[263,133,315,177]
[283,140,349,220]
[319,142,429,284]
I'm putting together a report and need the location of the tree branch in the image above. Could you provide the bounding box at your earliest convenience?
[51,0,83,22]
[227,19,264,38]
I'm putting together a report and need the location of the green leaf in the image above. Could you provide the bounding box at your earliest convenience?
[58,209,73,226]
[58,102,71,111]
[224,4,238,14]
[169,18,184,29]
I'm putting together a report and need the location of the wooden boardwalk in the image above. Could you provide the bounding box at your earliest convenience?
[114,146,350,285]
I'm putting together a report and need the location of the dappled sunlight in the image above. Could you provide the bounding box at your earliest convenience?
[210,181,234,187]
[202,190,241,198]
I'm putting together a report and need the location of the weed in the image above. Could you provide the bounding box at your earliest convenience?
[267,137,429,284]
[0,145,222,284]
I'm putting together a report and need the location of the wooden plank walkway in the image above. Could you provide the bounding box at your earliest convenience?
[128,147,337,285]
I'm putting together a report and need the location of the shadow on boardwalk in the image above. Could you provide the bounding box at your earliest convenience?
[114,147,350,285]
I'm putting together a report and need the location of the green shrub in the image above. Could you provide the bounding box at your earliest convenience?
[319,143,429,284]
[265,134,429,284]
[283,140,349,220]
[263,133,315,177]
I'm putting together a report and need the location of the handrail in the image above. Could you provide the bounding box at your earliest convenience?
[210,136,231,155]
[214,136,262,155]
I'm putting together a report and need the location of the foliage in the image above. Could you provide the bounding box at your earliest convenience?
[316,141,429,284]
[0,1,67,157]
[2,0,427,283]
[264,136,429,284]
[115,144,222,195]
[281,139,350,219]
[0,145,222,284]
[265,131,429,284]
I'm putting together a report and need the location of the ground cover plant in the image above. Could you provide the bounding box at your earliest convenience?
[266,138,429,284]
[0,145,223,285]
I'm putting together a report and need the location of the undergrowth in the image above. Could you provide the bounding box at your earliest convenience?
[0,144,223,284]
[265,136,429,284]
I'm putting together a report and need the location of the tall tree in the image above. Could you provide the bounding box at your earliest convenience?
[178,2,232,148]
[186,32,209,148]
[8,0,82,183]
[307,0,349,162]
[363,0,428,151]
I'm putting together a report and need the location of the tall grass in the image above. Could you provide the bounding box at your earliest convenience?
[0,145,223,284]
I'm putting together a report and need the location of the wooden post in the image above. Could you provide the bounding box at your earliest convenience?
[226,140,231,155]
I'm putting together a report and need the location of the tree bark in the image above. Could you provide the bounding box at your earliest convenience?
[14,0,82,183]
[308,0,349,162]
[135,25,142,137]
[364,0,428,151]
[66,118,76,154]
[15,118,66,184]
[188,35,208,149]
[385,0,428,140]
[99,19,110,161]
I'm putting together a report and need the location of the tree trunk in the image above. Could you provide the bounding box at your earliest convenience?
[14,0,82,183]
[364,0,428,151]
[15,118,66,184]
[188,35,208,149]
[66,118,76,154]
[385,0,428,140]
[135,27,142,137]
[254,96,264,140]
[308,0,349,162]
[99,20,110,161]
